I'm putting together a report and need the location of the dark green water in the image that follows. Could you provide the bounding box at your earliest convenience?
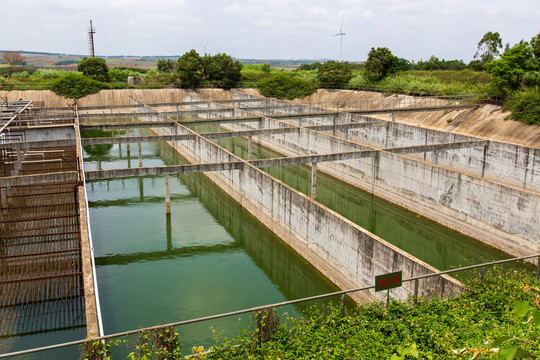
[82,129,343,355]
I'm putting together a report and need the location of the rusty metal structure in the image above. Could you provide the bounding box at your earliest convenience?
[88,20,96,58]
[0,101,85,339]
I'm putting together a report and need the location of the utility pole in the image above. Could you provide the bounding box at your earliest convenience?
[88,20,96,58]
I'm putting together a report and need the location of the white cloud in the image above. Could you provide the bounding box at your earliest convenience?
[0,0,539,61]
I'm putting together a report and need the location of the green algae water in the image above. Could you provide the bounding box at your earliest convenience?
[82,128,342,356]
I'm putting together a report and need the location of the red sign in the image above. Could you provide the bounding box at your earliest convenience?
[375,271,402,292]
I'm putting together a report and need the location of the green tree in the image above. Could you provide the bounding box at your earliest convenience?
[177,49,204,88]
[531,31,540,59]
[394,58,411,72]
[365,47,399,81]
[467,60,484,71]
[475,31,503,63]
[485,42,538,93]
[316,61,352,87]
[77,57,110,82]
[203,53,242,89]
[51,73,102,99]
[257,73,316,100]
[157,59,176,73]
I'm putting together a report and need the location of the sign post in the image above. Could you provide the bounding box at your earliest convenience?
[375,271,402,305]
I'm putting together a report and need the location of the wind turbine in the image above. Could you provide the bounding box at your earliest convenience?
[334,16,346,62]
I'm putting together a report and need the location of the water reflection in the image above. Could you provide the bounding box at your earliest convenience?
[84,128,342,353]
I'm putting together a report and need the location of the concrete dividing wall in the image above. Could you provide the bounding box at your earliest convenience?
[18,125,75,141]
[131,98,461,303]
[196,94,540,258]
[229,91,540,195]
[338,113,540,193]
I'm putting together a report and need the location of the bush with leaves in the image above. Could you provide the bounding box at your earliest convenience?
[203,53,242,89]
[177,49,204,88]
[109,68,144,82]
[51,73,103,99]
[485,42,538,94]
[365,47,399,81]
[157,59,176,73]
[257,73,316,100]
[317,61,352,87]
[78,57,110,82]
[504,88,540,124]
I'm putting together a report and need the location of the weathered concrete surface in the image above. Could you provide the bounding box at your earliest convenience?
[75,116,100,339]
[293,89,540,148]
[199,92,540,258]
[0,171,79,187]
[133,98,461,302]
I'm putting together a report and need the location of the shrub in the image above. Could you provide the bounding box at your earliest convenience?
[109,67,144,82]
[11,71,31,79]
[51,73,103,99]
[33,68,69,79]
[504,88,540,124]
[78,57,110,82]
[257,73,316,100]
[317,61,352,87]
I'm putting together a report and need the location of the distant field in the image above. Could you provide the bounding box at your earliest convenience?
[1,51,313,71]
[6,52,158,70]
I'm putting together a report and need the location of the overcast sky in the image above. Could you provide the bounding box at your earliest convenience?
[1,0,539,62]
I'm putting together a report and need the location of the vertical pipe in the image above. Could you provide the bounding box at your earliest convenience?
[217,123,221,146]
[392,112,396,122]
[341,294,345,317]
[248,136,253,161]
[165,174,171,214]
[138,141,142,168]
[311,162,317,200]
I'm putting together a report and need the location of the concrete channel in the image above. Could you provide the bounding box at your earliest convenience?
[1,89,538,355]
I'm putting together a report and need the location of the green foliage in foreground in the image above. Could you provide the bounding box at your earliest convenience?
[205,269,539,359]
[79,268,539,359]
[51,73,103,99]
[257,73,317,100]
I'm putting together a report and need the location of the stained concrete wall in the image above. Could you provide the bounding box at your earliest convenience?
[132,98,461,302]
[16,125,75,142]
[338,113,540,193]
[211,97,540,258]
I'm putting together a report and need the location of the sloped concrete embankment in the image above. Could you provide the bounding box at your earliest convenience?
[132,96,461,303]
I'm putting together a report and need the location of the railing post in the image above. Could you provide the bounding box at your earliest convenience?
[413,279,419,304]
[480,266,485,283]
[341,294,345,317]
[536,256,540,281]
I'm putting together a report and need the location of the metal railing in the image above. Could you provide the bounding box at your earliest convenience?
[1,254,538,358]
